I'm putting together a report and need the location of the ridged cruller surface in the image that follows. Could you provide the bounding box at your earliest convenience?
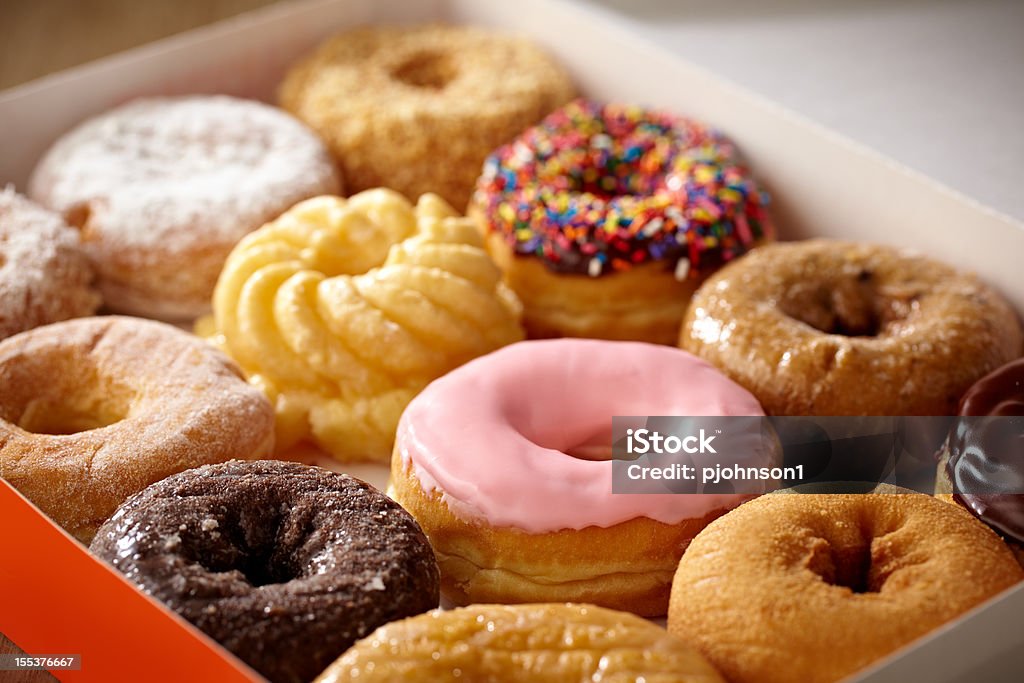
[202,189,523,462]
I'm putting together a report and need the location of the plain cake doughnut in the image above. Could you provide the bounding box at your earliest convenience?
[668,493,1024,683]
[0,316,275,543]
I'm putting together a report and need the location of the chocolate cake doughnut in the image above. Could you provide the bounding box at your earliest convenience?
[90,460,440,683]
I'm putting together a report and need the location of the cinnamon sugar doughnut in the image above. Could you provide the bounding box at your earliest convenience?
[0,316,275,543]
[0,188,100,339]
[668,493,1024,683]
[28,96,340,321]
[680,240,1022,415]
[279,25,576,209]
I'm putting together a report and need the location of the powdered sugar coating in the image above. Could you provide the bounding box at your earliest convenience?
[0,188,100,339]
[27,96,341,321]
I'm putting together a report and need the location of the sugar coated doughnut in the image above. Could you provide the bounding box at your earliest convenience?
[668,493,1024,683]
[315,603,725,683]
[204,189,523,463]
[391,338,775,616]
[936,358,1024,564]
[471,99,772,343]
[28,95,340,321]
[279,24,575,209]
[0,316,274,543]
[90,460,440,683]
[0,188,100,339]
[681,240,1022,415]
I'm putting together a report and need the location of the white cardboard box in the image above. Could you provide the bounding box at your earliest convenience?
[1,0,1022,681]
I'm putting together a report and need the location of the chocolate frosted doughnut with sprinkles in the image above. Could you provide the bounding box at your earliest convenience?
[470,99,772,344]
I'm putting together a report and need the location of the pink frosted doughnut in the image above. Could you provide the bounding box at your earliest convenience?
[390,338,774,615]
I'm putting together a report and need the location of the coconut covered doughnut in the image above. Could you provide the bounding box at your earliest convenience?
[0,316,274,543]
[315,603,725,683]
[668,493,1024,683]
[279,24,576,209]
[90,460,440,683]
[471,99,772,344]
[391,339,776,616]
[680,240,1022,415]
[203,189,523,463]
[0,188,100,339]
[28,95,340,321]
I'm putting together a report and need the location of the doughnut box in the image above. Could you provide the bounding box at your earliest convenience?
[1,0,1023,681]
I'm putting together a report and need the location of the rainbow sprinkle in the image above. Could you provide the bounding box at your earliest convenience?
[472,99,772,278]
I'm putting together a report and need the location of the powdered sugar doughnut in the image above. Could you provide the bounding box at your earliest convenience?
[0,188,100,339]
[28,96,341,321]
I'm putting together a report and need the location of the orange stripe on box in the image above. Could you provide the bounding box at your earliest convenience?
[0,479,262,683]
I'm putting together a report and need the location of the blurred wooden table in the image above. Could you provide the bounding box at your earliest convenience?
[0,0,287,90]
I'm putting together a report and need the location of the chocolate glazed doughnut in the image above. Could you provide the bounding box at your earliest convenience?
[936,358,1024,564]
[90,460,440,683]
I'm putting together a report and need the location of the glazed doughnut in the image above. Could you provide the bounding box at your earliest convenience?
[390,338,776,616]
[0,316,274,543]
[315,603,725,683]
[470,99,772,344]
[28,95,340,320]
[680,240,1022,415]
[90,460,440,683]
[668,493,1024,683]
[935,358,1024,565]
[204,189,523,463]
[0,188,100,339]
[279,24,575,209]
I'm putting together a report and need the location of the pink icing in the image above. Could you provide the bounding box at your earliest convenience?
[397,339,776,533]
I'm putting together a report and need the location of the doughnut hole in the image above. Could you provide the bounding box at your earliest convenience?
[391,51,457,89]
[0,344,132,434]
[562,424,617,461]
[802,507,909,595]
[778,270,882,337]
[180,506,304,588]
[777,267,926,338]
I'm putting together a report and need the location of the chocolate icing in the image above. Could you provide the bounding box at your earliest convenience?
[946,358,1024,544]
[90,460,440,683]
